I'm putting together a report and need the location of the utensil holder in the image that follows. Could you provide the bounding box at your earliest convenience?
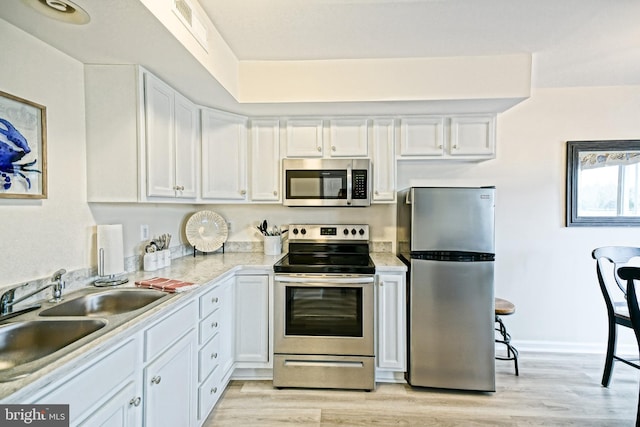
[264,236,282,256]
[143,252,158,271]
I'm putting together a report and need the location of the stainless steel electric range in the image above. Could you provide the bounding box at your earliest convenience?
[273,224,376,391]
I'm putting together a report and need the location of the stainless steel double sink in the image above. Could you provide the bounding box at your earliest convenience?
[0,288,172,382]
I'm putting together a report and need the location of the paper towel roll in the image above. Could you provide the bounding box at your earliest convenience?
[97,224,125,277]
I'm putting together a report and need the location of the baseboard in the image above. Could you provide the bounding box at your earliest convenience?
[511,340,637,355]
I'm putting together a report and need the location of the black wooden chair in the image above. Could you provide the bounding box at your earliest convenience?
[592,246,640,387]
[616,266,640,426]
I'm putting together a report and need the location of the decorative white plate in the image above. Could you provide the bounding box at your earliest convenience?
[185,210,228,252]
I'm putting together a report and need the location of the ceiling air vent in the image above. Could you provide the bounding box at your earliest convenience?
[172,0,209,51]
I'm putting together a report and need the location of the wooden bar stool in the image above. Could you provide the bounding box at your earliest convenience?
[495,297,519,376]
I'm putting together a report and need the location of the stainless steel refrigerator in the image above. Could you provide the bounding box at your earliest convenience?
[397,186,496,391]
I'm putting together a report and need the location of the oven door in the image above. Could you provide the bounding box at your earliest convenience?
[274,274,374,356]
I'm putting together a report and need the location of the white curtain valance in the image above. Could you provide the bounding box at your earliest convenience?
[579,151,640,170]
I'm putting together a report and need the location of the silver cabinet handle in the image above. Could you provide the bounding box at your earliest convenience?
[210,387,218,394]
[211,352,218,359]
[240,190,247,195]
[317,146,322,152]
[151,376,161,385]
[438,144,443,149]
[273,190,278,196]
[211,297,219,303]
[331,146,336,151]
[129,397,141,407]
[211,321,218,328]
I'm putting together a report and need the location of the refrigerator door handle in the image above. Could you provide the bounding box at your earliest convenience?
[405,190,412,205]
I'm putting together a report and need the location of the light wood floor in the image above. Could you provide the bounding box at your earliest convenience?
[204,352,639,426]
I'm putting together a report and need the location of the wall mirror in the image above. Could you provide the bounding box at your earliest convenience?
[566,140,640,226]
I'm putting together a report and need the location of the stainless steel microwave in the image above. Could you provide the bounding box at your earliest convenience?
[283,158,371,207]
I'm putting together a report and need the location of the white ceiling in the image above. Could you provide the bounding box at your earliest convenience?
[1,0,639,115]
[200,0,635,61]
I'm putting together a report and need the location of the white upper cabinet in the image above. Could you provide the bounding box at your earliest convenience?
[399,115,496,160]
[371,119,396,202]
[85,65,143,203]
[250,119,281,202]
[449,115,496,157]
[201,108,248,201]
[399,116,446,157]
[285,119,324,157]
[144,73,198,199]
[173,93,199,198]
[85,65,199,203]
[328,118,369,157]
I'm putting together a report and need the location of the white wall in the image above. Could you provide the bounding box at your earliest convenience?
[1,19,638,352]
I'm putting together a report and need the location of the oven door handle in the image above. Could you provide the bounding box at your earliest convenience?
[275,275,374,284]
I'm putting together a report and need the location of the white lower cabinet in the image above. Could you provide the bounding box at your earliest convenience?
[11,267,407,425]
[376,273,406,373]
[235,274,270,366]
[144,331,196,427]
[196,277,234,424]
[78,381,139,427]
[30,338,141,426]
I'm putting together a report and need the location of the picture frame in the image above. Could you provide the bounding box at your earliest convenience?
[0,90,47,199]
[566,139,640,226]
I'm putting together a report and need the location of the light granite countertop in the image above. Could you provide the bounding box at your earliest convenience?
[0,251,404,401]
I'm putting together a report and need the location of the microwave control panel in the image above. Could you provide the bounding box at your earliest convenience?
[353,170,368,199]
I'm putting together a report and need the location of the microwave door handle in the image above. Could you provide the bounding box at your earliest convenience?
[346,164,353,206]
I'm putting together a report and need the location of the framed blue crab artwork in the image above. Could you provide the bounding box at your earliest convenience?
[0,90,47,199]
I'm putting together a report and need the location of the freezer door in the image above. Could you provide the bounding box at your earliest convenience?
[410,187,495,253]
[408,258,495,391]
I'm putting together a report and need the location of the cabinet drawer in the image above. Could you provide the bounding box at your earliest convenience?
[199,308,221,345]
[198,332,221,382]
[198,364,222,420]
[200,285,224,318]
[34,338,137,423]
[145,301,196,361]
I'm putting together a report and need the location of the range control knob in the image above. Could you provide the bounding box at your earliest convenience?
[351,228,357,235]
[359,228,365,236]
[343,228,350,235]
[300,228,307,235]
[292,228,299,235]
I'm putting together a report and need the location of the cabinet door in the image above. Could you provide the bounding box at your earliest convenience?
[31,338,139,424]
[144,331,196,427]
[371,119,396,202]
[218,277,235,374]
[144,72,177,197]
[235,275,269,364]
[328,118,369,157]
[201,109,248,200]
[173,92,199,198]
[449,115,496,157]
[285,119,323,157]
[250,119,281,201]
[78,381,140,427]
[399,117,445,157]
[377,274,406,371]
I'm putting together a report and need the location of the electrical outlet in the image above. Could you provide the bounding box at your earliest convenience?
[226,221,232,231]
[140,224,149,241]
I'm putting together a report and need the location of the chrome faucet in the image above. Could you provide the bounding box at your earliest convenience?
[0,268,66,315]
